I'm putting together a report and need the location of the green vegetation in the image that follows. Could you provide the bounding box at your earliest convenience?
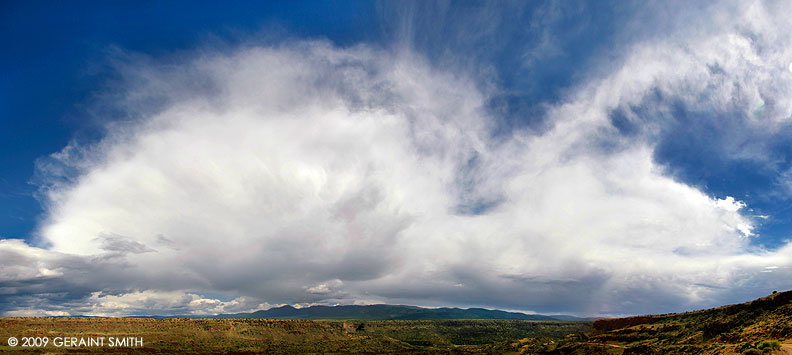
[735,340,782,354]
[0,318,589,354]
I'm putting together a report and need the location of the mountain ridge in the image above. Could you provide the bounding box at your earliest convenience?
[213,304,592,321]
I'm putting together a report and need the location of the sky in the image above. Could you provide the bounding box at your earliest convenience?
[1,0,792,317]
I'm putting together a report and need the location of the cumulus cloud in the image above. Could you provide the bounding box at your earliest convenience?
[5,310,70,317]
[83,291,274,317]
[3,1,792,317]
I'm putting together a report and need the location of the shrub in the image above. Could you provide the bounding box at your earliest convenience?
[757,340,780,352]
[623,344,659,354]
[702,319,734,340]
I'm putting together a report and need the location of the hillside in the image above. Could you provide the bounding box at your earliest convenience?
[508,290,792,354]
[215,304,566,321]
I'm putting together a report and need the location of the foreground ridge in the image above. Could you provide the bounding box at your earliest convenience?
[518,290,792,354]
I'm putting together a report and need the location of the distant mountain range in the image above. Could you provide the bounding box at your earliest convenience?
[212,304,592,321]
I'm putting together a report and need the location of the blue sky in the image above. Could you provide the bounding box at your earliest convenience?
[1,0,378,240]
[2,0,792,317]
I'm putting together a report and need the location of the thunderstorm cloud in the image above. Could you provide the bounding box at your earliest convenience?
[3,1,792,317]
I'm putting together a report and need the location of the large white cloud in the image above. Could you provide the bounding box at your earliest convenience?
[4,1,792,317]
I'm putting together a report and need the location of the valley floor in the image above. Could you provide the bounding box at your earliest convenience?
[0,317,589,354]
